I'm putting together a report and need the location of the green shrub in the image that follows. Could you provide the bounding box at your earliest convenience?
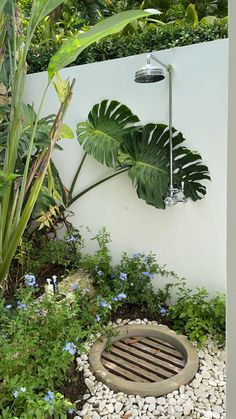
[0,279,103,417]
[81,229,177,316]
[27,21,228,74]
[168,282,226,346]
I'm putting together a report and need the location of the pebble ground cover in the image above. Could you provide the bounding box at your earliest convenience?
[74,319,226,419]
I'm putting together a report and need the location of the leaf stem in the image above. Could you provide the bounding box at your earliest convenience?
[68,168,128,206]
[68,152,87,201]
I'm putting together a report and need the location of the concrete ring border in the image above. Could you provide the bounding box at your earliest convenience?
[89,324,199,397]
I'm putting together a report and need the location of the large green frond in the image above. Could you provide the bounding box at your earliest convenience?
[77,100,139,167]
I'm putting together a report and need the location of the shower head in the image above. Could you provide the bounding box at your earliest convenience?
[134,64,165,83]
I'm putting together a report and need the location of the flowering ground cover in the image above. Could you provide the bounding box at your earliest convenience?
[0,229,226,418]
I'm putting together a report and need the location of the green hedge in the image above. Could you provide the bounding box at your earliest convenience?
[27,21,228,74]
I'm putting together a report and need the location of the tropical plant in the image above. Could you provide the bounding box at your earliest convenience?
[27,20,228,73]
[43,99,210,221]
[0,1,156,286]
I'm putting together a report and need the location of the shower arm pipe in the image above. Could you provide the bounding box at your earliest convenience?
[147,54,174,195]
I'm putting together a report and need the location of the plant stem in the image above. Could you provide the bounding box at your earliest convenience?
[68,152,87,201]
[13,82,50,228]
[68,168,128,206]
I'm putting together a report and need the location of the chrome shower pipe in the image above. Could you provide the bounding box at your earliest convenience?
[147,54,174,196]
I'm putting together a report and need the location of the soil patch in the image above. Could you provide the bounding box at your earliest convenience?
[57,360,87,417]
[111,302,171,327]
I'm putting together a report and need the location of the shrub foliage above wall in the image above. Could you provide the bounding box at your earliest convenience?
[27,21,228,74]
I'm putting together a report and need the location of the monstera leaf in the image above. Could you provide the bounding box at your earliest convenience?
[121,124,210,208]
[77,100,139,167]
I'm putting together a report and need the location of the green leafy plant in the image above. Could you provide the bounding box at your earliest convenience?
[81,228,177,315]
[49,99,210,214]
[27,20,228,73]
[0,1,156,286]
[168,282,226,346]
[0,281,102,417]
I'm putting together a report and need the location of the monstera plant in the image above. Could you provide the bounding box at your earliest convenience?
[47,99,210,216]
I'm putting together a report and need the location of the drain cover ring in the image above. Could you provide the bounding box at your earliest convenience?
[89,324,199,396]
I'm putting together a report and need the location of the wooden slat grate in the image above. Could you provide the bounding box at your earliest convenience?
[101,335,186,383]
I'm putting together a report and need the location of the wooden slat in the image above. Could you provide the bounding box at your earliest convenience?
[125,340,184,368]
[113,341,184,373]
[109,345,173,379]
[120,339,184,367]
[139,337,184,360]
[102,352,160,382]
[148,336,177,349]
[102,358,144,382]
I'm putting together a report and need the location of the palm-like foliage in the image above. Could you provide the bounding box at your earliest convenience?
[77,100,210,209]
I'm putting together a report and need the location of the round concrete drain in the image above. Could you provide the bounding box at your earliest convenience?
[89,324,199,396]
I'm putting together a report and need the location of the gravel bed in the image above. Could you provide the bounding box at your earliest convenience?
[74,318,226,419]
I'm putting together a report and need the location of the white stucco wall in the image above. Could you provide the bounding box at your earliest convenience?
[24,39,228,294]
[227,0,236,416]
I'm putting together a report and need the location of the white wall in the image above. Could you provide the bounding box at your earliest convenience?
[227,0,236,416]
[24,39,228,294]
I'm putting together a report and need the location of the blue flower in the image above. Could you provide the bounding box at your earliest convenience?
[20,387,26,393]
[24,274,37,287]
[159,307,167,316]
[6,304,12,309]
[13,390,19,398]
[112,293,127,301]
[44,391,55,403]
[142,271,154,279]
[132,253,142,259]
[63,342,77,355]
[17,301,27,310]
[95,315,101,322]
[68,408,75,414]
[117,292,127,300]
[99,301,112,309]
[97,270,104,276]
[119,272,127,281]
[66,236,76,243]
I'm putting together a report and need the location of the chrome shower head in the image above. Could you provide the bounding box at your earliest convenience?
[134,64,165,83]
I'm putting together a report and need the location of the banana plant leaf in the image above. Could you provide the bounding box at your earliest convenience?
[121,124,210,208]
[48,9,159,79]
[77,100,139,167]
[27,0,66,42]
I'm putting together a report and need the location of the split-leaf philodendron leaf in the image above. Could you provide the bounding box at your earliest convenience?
[77,100,210,209]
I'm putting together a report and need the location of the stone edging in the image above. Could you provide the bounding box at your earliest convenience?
[89,324,199,397]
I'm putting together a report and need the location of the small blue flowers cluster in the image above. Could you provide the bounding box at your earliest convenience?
[6,304,12,309]
[68,407,75,414]
[112,293,127,302]
[119,272,127,281]
[99,301,112,310]
[142,271,154,279]
[95,315,101,322]
[158,305,167,316]
[44,390,54,403]
[24,273,37,287]
[97,270,104,276]
[66,235,77,243]
[13,387,26,398]
[17,301,27,310]
[62,342,77,355]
